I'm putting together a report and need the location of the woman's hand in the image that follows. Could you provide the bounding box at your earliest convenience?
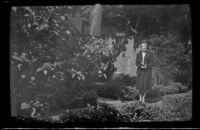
[141,64,147,69]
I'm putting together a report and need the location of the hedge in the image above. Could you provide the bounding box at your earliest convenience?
[16,90,192,122]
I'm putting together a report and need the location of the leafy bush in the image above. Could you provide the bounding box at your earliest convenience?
[96,81,125,100]
[117,102,157,121]
[160,85,179,95]
[59,105,122,122]
[112,73,137,86]
[120,86,138,101]
[145,87,162,103]
[161,90,192,121]
[169,82,188,93]
[17,90,192,122]
[17,81,99,117]
[59,102,163,122]
[148,31,192,85]
[119,91,192,121]
[159,82,188,95]
[61,84,98,109]
[96,74,137,101]
[10,6,129,117]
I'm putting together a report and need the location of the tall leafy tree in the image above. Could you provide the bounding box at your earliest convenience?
[102,5,192,85]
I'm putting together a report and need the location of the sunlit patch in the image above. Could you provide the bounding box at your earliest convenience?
[66,30,70,34]
[60,16,65,21]
[30,76,35,81]
[17,64,22,71]
[52,74,56,78]
[28,23,31,28]
[43,70,48,75]
[21,74,26,79]
[21,102,31,110]
[12,7,18,12]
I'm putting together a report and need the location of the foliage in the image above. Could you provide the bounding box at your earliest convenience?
[103,5,191,46]
[148,31,192,85]
[161,91,192,121]
[62,83,98,109]
[96,81,125,100]
[145,87,162,101]
[16,90,192,122]
[96,82,138,101]
[99,74,138,101]
[10,6,192,120]
[120,86,138,101]
[119,102,163,121]
[10,6,129,117]
[59,105,122,122]
[160,85,179,95]
[104,5,192,86]
[169,82,188,93]
[112,74,137,86]
[159,82,188,95]
[10,6,127,81]
[17,82,99,117]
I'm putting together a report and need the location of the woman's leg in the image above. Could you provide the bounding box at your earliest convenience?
[142,92,146,103]
[139,94,142,102]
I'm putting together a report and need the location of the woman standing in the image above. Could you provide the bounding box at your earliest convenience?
[136,40,154,103]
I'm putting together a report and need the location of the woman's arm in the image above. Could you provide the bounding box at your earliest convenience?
[147,52,154,68]
[136,52,140,68]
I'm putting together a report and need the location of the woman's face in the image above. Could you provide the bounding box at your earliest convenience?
[141,45,147,52]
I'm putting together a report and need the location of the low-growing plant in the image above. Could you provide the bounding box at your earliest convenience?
[148,87,162,97]
[161,91,192,121]
[17,90,192,122]
[160,85,179,95]
[159,82,188,95]
[59,104,122,122]
[60,82,98,109]
[169,82,188,93]
[119,102,162,121]
[96,81,125,100]
[120,86,138,101]
[112,74,137,86]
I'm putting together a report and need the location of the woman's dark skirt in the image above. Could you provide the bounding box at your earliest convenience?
[136,68,153,95]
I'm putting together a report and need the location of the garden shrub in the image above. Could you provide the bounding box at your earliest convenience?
[159,85,179,95]
[151,85,164,97]
[61,82,98,109]
[112,73,136,86]
[119,91,192,121]
[120,86,138,101]
[17,90,192,122]
[59,104,122,122]
[61,102,162,122]
[96,81,125,100]
[159,82,188,95]
[169,82,188,93]
[10,6,128,118]
[145,87,162,103]
[161,90,192,121]
[18,81,99,117]
[16,85,56,118]
[96,74,138,101]
[118,102,162,121]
